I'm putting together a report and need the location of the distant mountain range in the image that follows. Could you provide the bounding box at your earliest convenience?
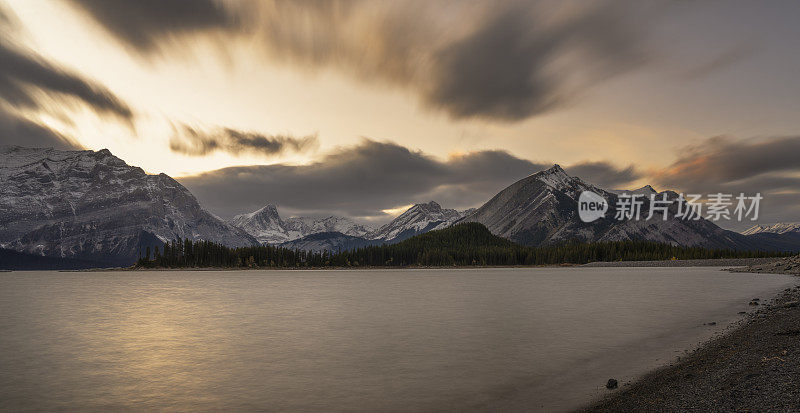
[230,201,473,252]
[230,204,373,245]
[2,145,799,267]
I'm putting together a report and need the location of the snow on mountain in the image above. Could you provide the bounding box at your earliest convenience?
[461,164,760,249]
[286,216,373,239]
[0,145,256,265]
[231,204,373,245]
[742,222,800,235]
[368,201,470,242]
[230,205,291,245]
[278,232,380,253]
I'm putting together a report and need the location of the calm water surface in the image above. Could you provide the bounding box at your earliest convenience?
[0,267,796,412]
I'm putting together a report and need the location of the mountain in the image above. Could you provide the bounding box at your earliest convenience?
[460,164,789,250]
[272,201,473,252]
[368,201,470,242]
[278,231,381,253]
[285,216,373,239]
[231,205,296,244]
[0,145,255,265]
[230,204,374,245]
[742,222,800,235]
[611,185,658,196]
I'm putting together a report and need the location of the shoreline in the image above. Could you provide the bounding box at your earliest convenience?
[49,256,785,272]
[582,272,800,412]
[16,256,800,410]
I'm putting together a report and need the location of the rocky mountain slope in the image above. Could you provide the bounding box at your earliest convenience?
[278,232,380,253]
[460,165,792,250]
[610,185,658,196]
[0,146,255,265]
[742,222,800,235]
[231,204,373,245]
[368,201,472,242]
[270,201,474,252]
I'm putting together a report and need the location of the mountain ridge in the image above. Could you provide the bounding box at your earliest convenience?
[230,204,374,245]
[0,145,256,265]
[460,164,795,251]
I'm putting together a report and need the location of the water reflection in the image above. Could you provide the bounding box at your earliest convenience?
[0,268,795,412]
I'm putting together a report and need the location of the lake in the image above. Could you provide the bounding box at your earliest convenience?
[0,267,796,412]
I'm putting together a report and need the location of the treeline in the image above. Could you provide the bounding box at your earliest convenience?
[136,223,792,269]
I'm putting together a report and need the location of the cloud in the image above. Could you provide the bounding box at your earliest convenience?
[652,135,800,230]
[169,124,317,157]
[64,0,241,53]
[0,4,131,149]
[655,136,800,187]
[64,0,649,122]
[566,161,640,189]
[179,138,640,220]
[258,1,650,122]
[678,43,757,80]
[0,42,133,121]
[0,108,81,150]
[425,3,646,121]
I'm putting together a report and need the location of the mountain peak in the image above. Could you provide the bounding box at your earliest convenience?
[261,204,279,214]
[639,185,657,193]
[369,201,464,241]
[610,184,658,196]
[533,164,572,188]
[420,201,441,209]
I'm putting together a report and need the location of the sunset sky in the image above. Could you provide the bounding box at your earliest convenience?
[2,0,800,229]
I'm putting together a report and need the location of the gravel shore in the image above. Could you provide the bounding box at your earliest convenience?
[583,277,800,412]
[728,254,800,275]
[583,257,784,268]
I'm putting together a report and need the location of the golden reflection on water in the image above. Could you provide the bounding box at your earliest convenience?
[0,269,796,412]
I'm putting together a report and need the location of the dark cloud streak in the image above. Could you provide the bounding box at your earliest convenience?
[0,4,131,149]
[566,161,639,190]
[179,139,640,220]
[65,0,240,53]
[0,109,81,150]
[654,135,800,230]
[169,124,317,157]
[428,2,646,121]
[62,0,650,122]
[656,136,800,187]
[0,43,133,121]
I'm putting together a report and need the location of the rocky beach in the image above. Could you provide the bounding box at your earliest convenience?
[583,256,800,412]
[729,254,800,275]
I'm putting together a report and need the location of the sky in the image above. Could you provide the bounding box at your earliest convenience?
[1,0,800,230]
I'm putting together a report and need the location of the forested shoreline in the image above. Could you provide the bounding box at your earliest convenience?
[134,223,792,269]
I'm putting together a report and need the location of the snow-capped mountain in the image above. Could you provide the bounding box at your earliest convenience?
[461,164,764,249]
[279,232,380,253]
[0,145,256,265]
[742,222,800,235]
[368,201,470,242]
[274,201,473,252]
[231,204,373,245]
[286,215,373,239]
[231,205,295,245]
